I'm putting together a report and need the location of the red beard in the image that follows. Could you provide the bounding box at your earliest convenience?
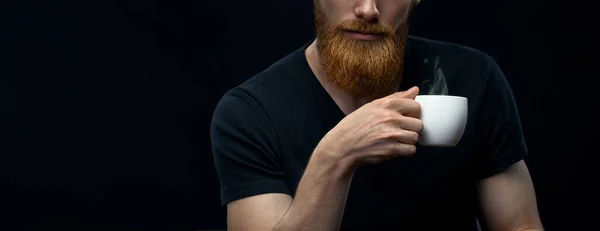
[314,1,412,98]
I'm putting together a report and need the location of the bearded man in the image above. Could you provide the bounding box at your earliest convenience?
[210,0,544,230]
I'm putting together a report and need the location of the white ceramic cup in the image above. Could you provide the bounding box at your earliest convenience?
[414,95,468,147]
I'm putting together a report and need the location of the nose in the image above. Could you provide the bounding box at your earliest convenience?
[354,0,380,22]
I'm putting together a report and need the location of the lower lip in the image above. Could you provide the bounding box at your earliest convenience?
[344,31,383,41]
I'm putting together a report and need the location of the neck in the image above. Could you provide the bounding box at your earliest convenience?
[305,40,403,115]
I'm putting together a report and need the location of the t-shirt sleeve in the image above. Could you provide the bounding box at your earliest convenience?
[210,89,290,206]
[474,54,529,179]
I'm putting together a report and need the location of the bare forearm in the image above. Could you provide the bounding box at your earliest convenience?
[272,150,355,231]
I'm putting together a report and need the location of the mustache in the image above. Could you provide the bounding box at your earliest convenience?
[336,20,394,35]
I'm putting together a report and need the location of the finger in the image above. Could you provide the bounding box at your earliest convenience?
[397,116,424,133]
[391,142,417,156]
[392,86,419,99]
[389,129,419,145]
[389,98,421,118]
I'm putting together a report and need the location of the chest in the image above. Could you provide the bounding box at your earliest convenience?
[280,118,480,195]
[280,131,480,227]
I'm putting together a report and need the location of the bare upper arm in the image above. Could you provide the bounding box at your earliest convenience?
[478,160,544,231]
[227,193,293,231]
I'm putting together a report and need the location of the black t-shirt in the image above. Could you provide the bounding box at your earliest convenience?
[211,36,528,230]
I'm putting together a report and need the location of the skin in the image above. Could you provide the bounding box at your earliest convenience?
[226,1,544,231]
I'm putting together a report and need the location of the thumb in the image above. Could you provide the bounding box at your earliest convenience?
[394,86,420,99]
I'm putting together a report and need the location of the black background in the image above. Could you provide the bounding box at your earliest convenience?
[1,0,594,230]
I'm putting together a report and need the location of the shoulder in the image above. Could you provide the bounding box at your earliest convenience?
[407,36,493,60]
[221,48,306,107]
[212,47,307,127]
[405,35,505,98]
[407,35,499,70]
